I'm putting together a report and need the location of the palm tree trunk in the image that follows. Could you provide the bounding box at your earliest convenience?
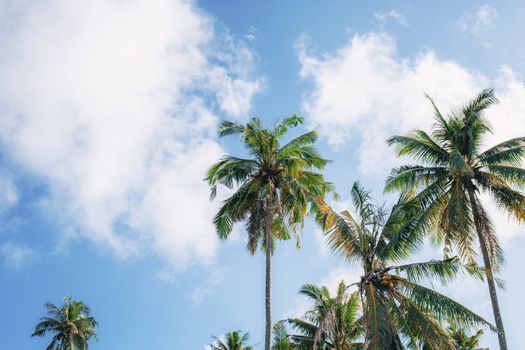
[468,190,508,350]
[264,232,272,350]
[264,186,274,350]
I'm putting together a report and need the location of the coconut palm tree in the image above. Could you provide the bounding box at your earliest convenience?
[209,331,253,350]
[272,321,298,350]
[447,323,487,350]
[31,296,97,350]
[287,281,364,350]
[206,115,333,350]
[317,182,493,349]
[385,89,525,350]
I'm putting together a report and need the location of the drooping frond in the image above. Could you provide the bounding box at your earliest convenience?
[478,136,525,166]
[206,156,258,199]
[385,165,449,193]
[316,198,364,263]
[397,279,494,331]
[386,130,449,165]
[390,257,483,285]
[219,120,246,137]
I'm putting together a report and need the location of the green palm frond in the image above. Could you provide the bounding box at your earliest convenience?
[317,181,495,349]
[386,89,524,349]
[32,297,97,350]
[478,136,525,166]
[287,281,364,350]
[210,331,253,350]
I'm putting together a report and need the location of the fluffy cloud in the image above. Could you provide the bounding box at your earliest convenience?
[373,10,408,28]
[457,4,498,35]
[1,242,35,270]
[0,176,18,212]
[298,32,525,240]
[0,0,262,271]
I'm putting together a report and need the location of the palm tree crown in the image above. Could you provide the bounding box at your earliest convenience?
[209,331,253,350]
[287,281,364,350]
[385,88,525,350]
[206,115,333,252]
[206,115,333,350]
[318,182,493,350]
[31,296,98,350]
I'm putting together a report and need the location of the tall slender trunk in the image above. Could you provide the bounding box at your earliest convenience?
[264,232,272,350]
[468,190,508,350]
[264,185,274,350]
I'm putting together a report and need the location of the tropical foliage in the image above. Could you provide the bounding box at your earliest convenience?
[448,323,487,350]
[31,89,524,350]
[317,182,494,349]
[272,321,298,350]
[209,331,253,350]
[286,282,363,350]
[31,296,97,350]
[206,115,333,350]
[385,88,525,350]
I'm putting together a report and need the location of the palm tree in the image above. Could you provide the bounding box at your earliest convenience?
[209,331,253,350]
[447,323,487,350]
[318,182,493,349]
[31,296,98,350]
[385,88,525,350]
[286,281,364,350]
[272,321,298,350]
[206,115,333,350]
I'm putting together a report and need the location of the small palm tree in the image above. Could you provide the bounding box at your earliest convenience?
[385,89,525,350]
[31,296,98,350]
[206,115,333,350]
[272,321,298,350]
[287,281,364,350]
[318,182,493,349]
[209,331,253,350]
[447,323,487,350]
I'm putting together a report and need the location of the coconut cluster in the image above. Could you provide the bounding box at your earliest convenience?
[379,273,395,290]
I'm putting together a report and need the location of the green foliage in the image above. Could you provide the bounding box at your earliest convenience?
[31,296,97,350]
[207,115,333,350]
[209,331,253,350]
[386,89,525,349]
[272,321,298,350]
[317,183,493,349]
[448,323,487,350]
[285,281,364,350]
[386,88,525,270]
[206,115,334,254]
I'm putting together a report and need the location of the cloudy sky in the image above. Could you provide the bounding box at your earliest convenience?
[1,0,524,349]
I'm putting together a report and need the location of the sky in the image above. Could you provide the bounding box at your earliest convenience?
[0,0,525,349]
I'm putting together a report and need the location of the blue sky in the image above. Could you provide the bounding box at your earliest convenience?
[1,1,525,349]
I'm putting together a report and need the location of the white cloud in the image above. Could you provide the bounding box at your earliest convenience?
[457,4,498,35]
[373,10,408,28]
[1,242,35,270]
[298,32,486,176]
[0,176,18,211]
[191,267,226,304]
[298,32,525,241]
[0,0,262,271]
